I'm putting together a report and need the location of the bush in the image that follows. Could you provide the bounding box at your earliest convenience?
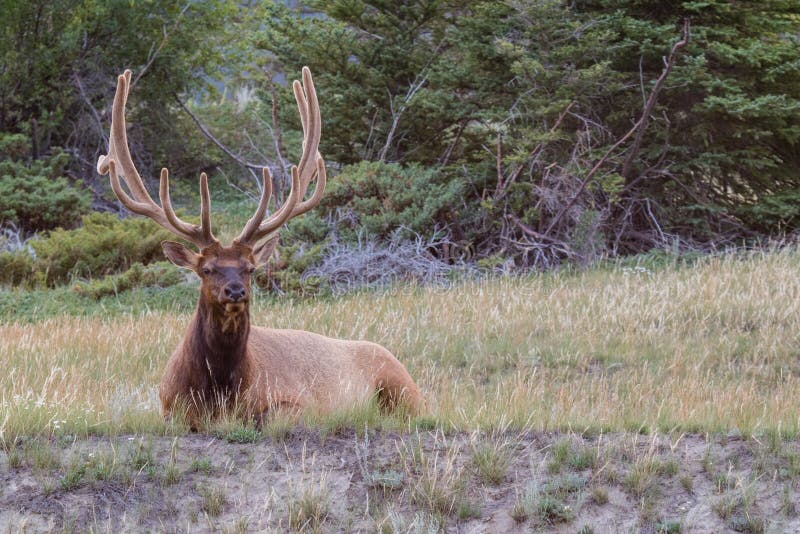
[72,261,186,299]
[0,133,91,232]
[254,240,329,295]
[322,161,464,241]
[738,189,800,233]
[0,251,35,287]
[31,213,175,286]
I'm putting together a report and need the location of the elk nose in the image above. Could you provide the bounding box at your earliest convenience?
[224,283,246,302]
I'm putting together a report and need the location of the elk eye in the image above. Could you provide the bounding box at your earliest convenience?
[247,266,256,274]
[202,267,212,275]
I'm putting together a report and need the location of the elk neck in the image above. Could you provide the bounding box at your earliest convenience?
[185,294,251,390]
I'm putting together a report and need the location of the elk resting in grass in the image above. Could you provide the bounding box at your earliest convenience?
[97,68,421,428]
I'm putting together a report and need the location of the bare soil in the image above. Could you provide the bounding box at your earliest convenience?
[0,429,798,532]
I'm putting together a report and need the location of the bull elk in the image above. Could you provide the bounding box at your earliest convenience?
[97,68,421,427]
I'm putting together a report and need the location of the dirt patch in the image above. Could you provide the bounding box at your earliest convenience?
[0,430,797,532]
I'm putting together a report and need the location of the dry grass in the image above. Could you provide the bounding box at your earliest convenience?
[2,249,800,439]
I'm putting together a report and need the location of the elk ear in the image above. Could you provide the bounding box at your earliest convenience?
[161,240,199,270]
[252,237,279,268]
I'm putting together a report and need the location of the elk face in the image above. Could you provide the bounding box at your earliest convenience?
[162,240,277,316]
[98,66,325,325]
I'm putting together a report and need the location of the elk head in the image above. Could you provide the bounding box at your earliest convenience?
[96,68,326,325]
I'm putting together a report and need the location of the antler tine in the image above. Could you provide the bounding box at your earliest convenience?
[98,70,218,249]
[199,172,214,244]
[236,166,303,244]
[291,67,322,203]
[235,67,326,247]
[159,169,215,245]
[235,167,274,244]
[291,157,327,217]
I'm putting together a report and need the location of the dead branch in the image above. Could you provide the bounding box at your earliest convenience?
[621,19,690,184]
[73,72,107,146]
[544,20,690,236]
[132,2,191,88]
[494,101,574,199]
[174,93,263,173]
[507,213,575,252]
[379,75,427,162]
[437,118,468,168]
[268,75,288,196]
[495,132,503,194]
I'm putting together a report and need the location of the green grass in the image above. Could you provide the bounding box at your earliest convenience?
[512,475,582,526]
[3,248,800,438]
[287,485,329,531]
[199,485,227,517]
[0,284,199,323]
[211,420,262,444]
[59,455,86,490]
[471,437,512,484]
[190,458,214,474]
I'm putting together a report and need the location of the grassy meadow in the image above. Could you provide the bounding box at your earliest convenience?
[1,248,799,442]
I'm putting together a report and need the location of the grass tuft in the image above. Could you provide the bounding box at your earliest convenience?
[471,436,512,485]
[591,486,609,505]
[190,457,214,474]
[199,485,227,517]
[288,486,329,532]
[214,425,261,444]
[59,455,86,490]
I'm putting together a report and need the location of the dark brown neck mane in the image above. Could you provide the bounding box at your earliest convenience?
[185,297,251,394]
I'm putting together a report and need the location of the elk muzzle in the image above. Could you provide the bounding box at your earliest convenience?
[223,282,247,303]
[220,282,248,316]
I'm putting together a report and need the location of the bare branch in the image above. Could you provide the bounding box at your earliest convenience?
[621,19,690,183]
[132,2,191,88]
[495,101,574,199]
[379,75,427,162]
[73,72,107,146]
[268,77,288,195]
[545,20,690,235]
[174,93,264,172]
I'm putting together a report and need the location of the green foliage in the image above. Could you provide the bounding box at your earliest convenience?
[0,208,178,290]
[0,134,90,232]
[572,0,800,234]
[323,161,464,240]
[0,0,249,211]
[0,251,35,287]
[257,0,800,261]
[257,1,514,165]
[213,424,261,444]
[2,0,798,275]
[257,239,329,296]
[30,213,174,287]
[72,261,185,300]
[739,189,800,233]
[0,282,199,323]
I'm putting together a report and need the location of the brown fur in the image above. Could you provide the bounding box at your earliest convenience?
[158,243,421,428]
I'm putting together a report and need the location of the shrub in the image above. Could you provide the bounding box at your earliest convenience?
[31,213,174,286]
[72,261,186,299]
[254,240,329,295]
[739,189,800,233]
[0,134,91,232]
[0,251,35,287]
[322,161,463,241]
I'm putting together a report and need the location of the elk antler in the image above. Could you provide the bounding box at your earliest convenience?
[97,70,218,249]
[233,67,327,247]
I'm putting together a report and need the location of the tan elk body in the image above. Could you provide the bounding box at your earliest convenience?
[97,68,421,427]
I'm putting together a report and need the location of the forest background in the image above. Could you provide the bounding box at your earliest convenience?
[1,0,799,296]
